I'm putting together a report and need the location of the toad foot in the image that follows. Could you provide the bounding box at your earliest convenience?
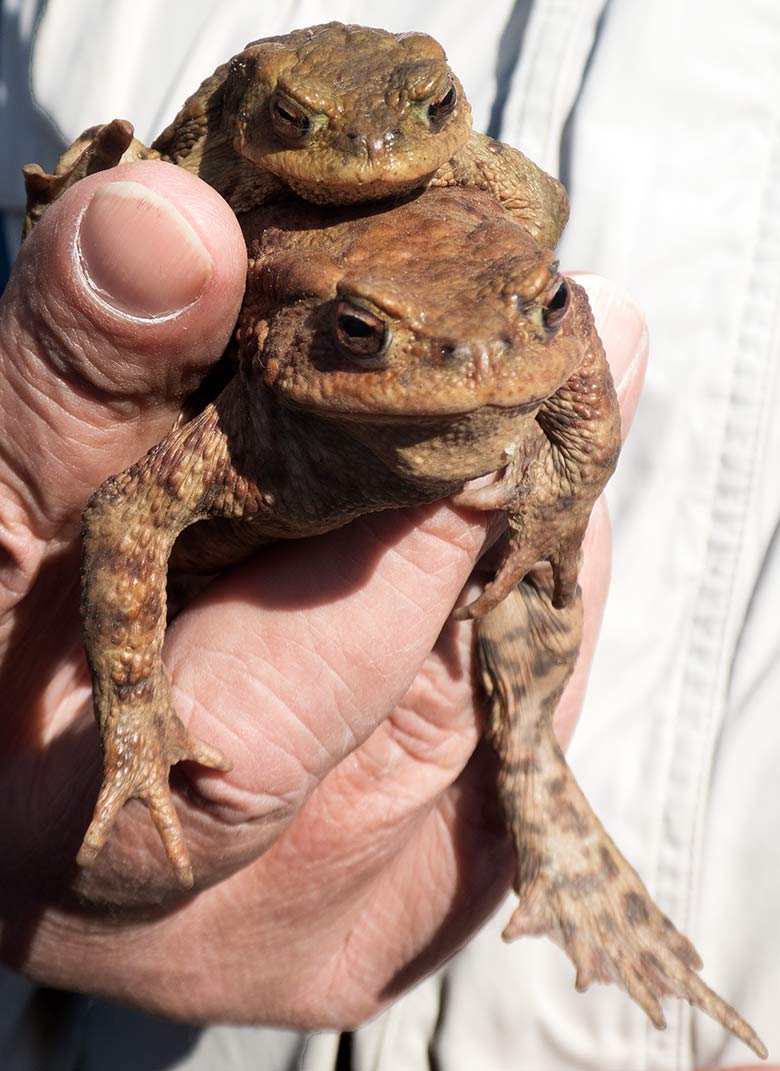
[455,523,582,619]
[453,449,582,620]
[78,699,232,888]
[22,119,157,237]
[477,574,767,1059]
[501,774,767,1060]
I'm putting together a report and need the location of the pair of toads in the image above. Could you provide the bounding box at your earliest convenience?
[23,22,764,1059]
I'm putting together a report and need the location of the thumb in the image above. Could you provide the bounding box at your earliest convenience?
[0,160,245,597]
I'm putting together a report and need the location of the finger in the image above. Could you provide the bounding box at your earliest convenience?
[576,272,649,424]
[307,278,649,782]
[168,280,647,858]
[0,160,245,605]
[555,276,649,744]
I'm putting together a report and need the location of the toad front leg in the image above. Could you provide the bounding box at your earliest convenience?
[477,574,767,1059]
[457,278,620,618]
[432,132,570,249]
[79,391,256,885]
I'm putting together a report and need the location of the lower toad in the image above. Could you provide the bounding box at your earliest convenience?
[75,187,764,1058]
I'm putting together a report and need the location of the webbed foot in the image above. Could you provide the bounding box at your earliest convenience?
[78,691,231,888]
[477,575,766,1059]
[454,523,581,619]
[502,792,767,1059]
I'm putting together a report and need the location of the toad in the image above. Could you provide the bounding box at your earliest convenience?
[23,22,567,248]
[77,186,764,1058]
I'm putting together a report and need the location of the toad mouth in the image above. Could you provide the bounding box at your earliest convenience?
[310,396,552,422]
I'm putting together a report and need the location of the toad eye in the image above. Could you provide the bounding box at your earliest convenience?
[270,93,313,143]
[427,81,457,126]
[542,276,571,331]
[334,301,389,362]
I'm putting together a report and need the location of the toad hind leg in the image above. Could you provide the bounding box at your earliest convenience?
[476,574,767,1059]
[79,391,250,885]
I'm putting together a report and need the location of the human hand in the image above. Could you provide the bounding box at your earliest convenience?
[0,160,646,1026]
[705,1064,778,1069]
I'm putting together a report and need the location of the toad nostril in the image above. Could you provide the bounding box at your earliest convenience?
[450,342,491,381]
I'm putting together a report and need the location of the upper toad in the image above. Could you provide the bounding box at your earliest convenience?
[23,22,567,248]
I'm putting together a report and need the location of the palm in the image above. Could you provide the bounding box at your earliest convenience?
[1,485,606,1025]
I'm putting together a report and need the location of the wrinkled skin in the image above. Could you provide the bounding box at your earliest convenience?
[23,22,568,246]
[75,186,764,1058]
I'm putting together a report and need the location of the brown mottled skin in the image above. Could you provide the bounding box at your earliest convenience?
[22,22,568,247]
[79,187,613,872]
[73,186,765,1057]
